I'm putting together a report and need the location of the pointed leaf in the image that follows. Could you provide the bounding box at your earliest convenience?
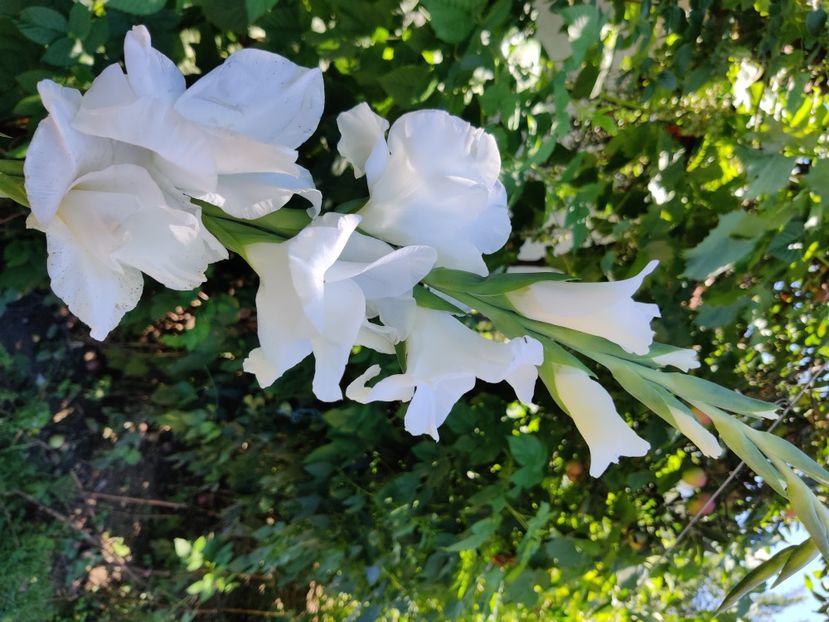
[717,545,793,612]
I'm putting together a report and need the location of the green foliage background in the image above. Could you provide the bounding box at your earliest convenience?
[0,0,827,620]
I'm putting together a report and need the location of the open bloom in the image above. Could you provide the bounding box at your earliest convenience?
[337,104,510,276]
[72,25,322,218]
[243,213,436,401]
[347,308,543,440]
[507,261,661,355]
[546,365,650,477]
[24,81,226,340]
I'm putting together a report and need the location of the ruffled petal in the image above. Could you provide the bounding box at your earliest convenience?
[405,377,476,441]
[387,110,501,184]
[95,165,224,289]
[30,214,143,341]
[288,213,359,330]
[243,242,313,387]
[72,64,216,192]
[123,25,185,103]
[355,109,510,274]
[346,364,416,403]
[24,80,114,223]
[175,48,324,149]
[336,102,390,178]
[309,279,367,402]
[200,167,321,219]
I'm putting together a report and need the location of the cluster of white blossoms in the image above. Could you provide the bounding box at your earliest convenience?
[23,26,777,479]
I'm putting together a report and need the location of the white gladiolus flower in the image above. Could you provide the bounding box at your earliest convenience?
[24,81,227,340]
[243,213,436,401]
[346,308,544,440]
[506,260,661,355]
[549,365,649,477]
[72,25,323,219]
[336,104,511,276]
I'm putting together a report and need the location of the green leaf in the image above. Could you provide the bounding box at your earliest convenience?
[774,458,829,561]
[506,502,551,582]
[465,270,571,296]
[683,211,759,280]
[0,172,29,207]
[655,372,777,419]
[378,65,436,108]
[698,401,786,497]
[507,433,547,488]
[773,539,819,587]
[106,0,168,16]
[68,3,91,39]
[560,5,601,64]
[421,0,486,44]
[445,515,501,551]
[413,285,465,313]
[196,0,279,31]
[717,544,792,612]
[507,434,546,476]
[736,147,796,199]
[423,267,484,293]
[804,159,829,205]
[749,429,829,488]
[694,299,747,329]
[42,37,77,67]
[18,7,68,45]
[806,9,827,37]
[0,159,24,176]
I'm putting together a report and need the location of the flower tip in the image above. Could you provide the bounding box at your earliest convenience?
[643,259,660,275]
[129,24,152,44]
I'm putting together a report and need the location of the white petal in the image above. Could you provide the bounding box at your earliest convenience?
[651,348,700,372]
[503,336,544,403]
[329,244,437,300]
[31,214,143,340]
[552,365,650,477]
[72,64,216,192]
[243,242,313,387]
[288,213,359,331]
[24,81,114,223]
[355,322,397,354]
[204,127,300,175]
[346,364,415,403]
[123,25,185,102]
[175,48,324,149]
[309,279,367,402]
[96,165,223,289]
[336,103,390,178]
[202,167,321,219]
[405,377,476,441]
[407,308,539,391]
[370,296,418,341]
[387,110,501,184]
[507,261,660,355]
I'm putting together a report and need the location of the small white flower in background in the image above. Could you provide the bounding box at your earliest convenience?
[72,25,323,219]
[546,364,649,477]
[346,307,544,440]
[507,260,661,355]
[243,213,436,401]
[337,104,511,276]
[24,81,226,340]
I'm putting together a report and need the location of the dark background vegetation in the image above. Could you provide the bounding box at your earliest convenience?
[0,0,827,620]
